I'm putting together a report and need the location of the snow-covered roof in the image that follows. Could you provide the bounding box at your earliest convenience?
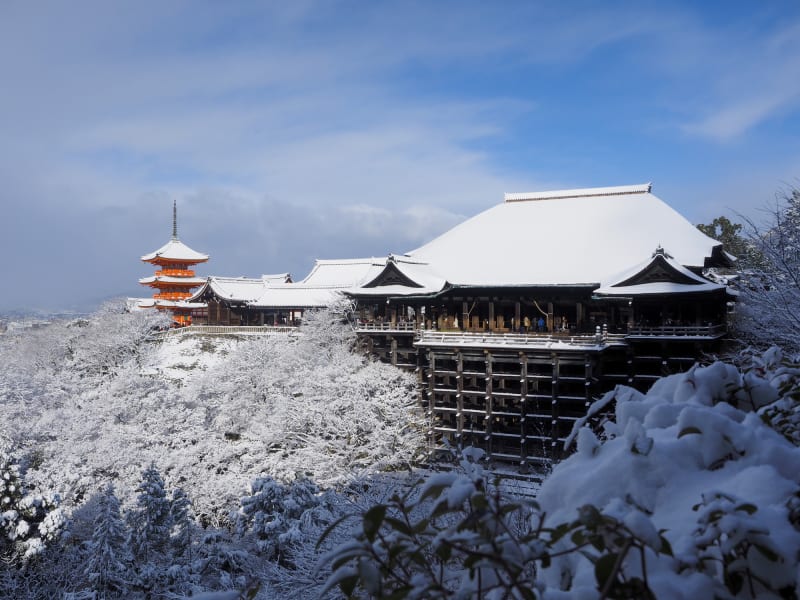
[250,258,386,308]
[300,258,387,287]
[189,261,381,309]
[407,184,723,288]
[251,285,345,309]
[141,238,209,263]
[190,276,269,303]
[594,247,726,296]
[136,299,207,309]
[352,255,447,297]
[138,275,207,286]
[262,273,292,284]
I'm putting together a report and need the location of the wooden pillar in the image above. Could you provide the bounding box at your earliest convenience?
[484,350,493,458]
[456,350,464,450]
[426,349,436,456]
[551,352,559,459]
[584,354,593,405]
[519,351,528,465]
[576,302,583,330]
[390,337,398,366]
[547,302,554,332]
[462,301,469,332]
[515,301,521,332]
[489,301,495,331]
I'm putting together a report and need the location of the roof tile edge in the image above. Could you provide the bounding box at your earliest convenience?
[504,183,652,203]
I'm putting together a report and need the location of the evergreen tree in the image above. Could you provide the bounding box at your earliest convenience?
[698,216,746,260]
[129,463,171,562]
[84,484,131,598]
[169,487,194,563]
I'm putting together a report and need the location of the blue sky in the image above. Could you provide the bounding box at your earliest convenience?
[1,1,799,312]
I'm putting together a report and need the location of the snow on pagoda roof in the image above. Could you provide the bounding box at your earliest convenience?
[138,275,207,285]
[408,184,722,288]
[141,238,209,263]
[135,299,207,309]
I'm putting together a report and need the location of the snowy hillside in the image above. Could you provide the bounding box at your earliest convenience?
[0,304,423,520]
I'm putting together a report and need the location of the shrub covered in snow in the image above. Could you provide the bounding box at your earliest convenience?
[0,449,65,565]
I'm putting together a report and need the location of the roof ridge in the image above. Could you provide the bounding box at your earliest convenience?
[504,183,652,203]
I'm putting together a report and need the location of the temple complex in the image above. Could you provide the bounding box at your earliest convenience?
[187,183,736,468]
[138,201,209,326]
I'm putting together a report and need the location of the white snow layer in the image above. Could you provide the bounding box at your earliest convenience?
[537,359,800,599]
[409,187,722,287]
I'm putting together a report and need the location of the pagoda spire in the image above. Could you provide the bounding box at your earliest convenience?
[172,199,178,240]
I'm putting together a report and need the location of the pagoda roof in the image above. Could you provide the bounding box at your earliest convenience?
[141,238,209,263]
[136,299,207,309]
[405,183,725,288]
[139,275,207,285]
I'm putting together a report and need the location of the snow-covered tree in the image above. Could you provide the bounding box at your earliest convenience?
[237,476,334,566]
[736,187,800,351]
[83,484,131,598]
[0,450,65,565]
[129,464,172,562]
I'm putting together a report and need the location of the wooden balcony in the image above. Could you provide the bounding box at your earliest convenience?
[625,323,726,340]
[154,292,192,301]
[155,268,196,277]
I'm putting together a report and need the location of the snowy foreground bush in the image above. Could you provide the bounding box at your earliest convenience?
[324,349,800,599]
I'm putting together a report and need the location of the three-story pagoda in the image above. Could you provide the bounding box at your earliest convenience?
[139,201,209,326]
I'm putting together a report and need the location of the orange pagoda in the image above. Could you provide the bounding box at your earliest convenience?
[138,201,209,326]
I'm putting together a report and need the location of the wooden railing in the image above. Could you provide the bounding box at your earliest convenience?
[156,325,298,337]
[415,330,626,349]
[155,269,196,277]
[356,321,418,332]
[153,292,193,301]
[626,324,726,338]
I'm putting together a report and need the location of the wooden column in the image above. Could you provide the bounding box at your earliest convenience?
[489,302,495,331]
[456,351,464,450]
[519,351,528,465]
[547,302,554,332]
[462,301,469,332]
[427,349,436,456]
[515,301,521,332]
[484,350,493,457]
[550,352,559,459]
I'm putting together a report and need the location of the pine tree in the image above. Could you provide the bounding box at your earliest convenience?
[169,487,194,563]
[84,484,131,598]
[129,463,171,562]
